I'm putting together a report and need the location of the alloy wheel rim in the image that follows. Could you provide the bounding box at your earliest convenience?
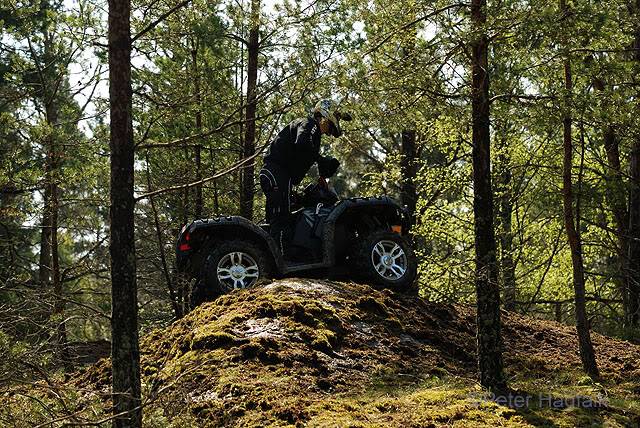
[371,240,407,280]
[217,252,259,291]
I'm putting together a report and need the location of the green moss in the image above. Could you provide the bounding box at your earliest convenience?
[305,379,531,427]
[191,331,240,350]
[15,279,640,427]
[576,375,595,386]
[357,296,389,317]
[311,328,338,352]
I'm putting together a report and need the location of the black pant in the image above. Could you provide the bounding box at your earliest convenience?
[259,163,291,253]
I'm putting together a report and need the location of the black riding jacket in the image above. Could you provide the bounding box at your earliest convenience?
[264,116,333,185]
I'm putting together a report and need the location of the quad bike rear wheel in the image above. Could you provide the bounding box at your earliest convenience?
[191,240,272,307]
[352,230,417,293]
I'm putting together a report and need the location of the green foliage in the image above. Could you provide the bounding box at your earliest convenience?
[2,0,640,420]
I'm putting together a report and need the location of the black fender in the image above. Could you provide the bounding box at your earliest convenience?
[176,216,284,274]
[320,196,409,266]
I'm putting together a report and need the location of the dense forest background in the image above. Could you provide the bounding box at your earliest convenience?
[1,0,640,423]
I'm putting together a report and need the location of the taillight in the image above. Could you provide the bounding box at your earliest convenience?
[179,230,191,251]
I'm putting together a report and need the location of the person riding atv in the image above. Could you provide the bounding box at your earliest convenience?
[176,99,417,306]
[259,99,348,259]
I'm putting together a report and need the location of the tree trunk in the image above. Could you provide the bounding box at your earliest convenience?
[108,0,142,424]
[178,148,190,310]
[49,137,66,356]
[470,0,506,391]
[555,302,563,323]
[560,3,599,377]
[593,77,630,329]
[191,41,203,219]
[400,130,418,223]
[145,153,182,319]
[627,0,640,329]
[237,35,244,213]
[38,27,58,289]
[399,16,418,224]
[210,146,220,214]
[497,153,516,311]
[240,0,260,221]
[44,100,66,353]
[37,24,66,353]
[38,173,52,287]
[182,145,190,222]
[628,147,640,328]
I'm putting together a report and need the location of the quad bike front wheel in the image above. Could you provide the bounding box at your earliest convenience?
[352,230,417,293]
[191,240,272,307]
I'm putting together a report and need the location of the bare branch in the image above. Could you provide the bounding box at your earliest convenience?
[134,141,269,201]
[131,0,193,43]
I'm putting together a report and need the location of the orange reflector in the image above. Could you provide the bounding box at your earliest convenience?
[391,225,402,234]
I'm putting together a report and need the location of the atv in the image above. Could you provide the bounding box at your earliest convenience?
[176,178,417,305]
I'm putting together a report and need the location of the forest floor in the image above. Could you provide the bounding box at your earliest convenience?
[4,278,640,427]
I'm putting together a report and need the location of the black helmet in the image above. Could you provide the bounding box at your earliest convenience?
[313,99,352,137]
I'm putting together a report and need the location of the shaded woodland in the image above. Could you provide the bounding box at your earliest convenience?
[1,0,640,425]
